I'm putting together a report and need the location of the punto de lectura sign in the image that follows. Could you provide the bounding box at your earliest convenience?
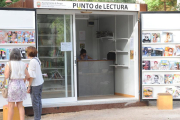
[34,1,140,11]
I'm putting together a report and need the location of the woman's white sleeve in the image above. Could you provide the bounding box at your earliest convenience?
[28,60,36,78]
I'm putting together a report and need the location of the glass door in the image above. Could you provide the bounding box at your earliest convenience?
[37,14,75,99]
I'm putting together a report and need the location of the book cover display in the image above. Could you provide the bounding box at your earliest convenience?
[142,33,151,43]
[169,61,177,70]
[174,45,180,56]
[151,33,160,43]
[143,74,152,84]
[166,86,180,98]
[151,48,163,56]
[164,47,174,56]
[174,74,180,84]
[150,61,159,70]
[152,74,164,84]
[143,87,153,98]
[164,74,173,84]
[142,47,151,57]
[160,60,169,70]
[142,61,150,70]
[0,64,5,76]
[162,32,173,42]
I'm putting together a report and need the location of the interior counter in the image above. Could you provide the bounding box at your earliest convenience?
[77,60,114,97]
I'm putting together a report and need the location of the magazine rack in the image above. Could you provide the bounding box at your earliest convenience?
[140,12,180,101]
[0,9,36,94]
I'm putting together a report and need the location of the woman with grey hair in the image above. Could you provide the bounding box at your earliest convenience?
[4,48,30,120]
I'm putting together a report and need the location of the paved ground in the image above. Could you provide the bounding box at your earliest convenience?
[1,102,180,120]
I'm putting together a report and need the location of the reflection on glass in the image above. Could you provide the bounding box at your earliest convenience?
[37,14,73,99]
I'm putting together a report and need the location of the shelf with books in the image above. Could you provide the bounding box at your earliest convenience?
[39,57,64,59]
[142,29,180,31]
[109,50,128,53]
[42,68,64,70]
[142,70,180,72]
[108,38,129,41]
[0,43,35,46]
[44,79,65,81]
[38,46,60,48]
[109,65,128,67]
[142,56,180,59]
[142,84,180,86]
[142,43,180,45]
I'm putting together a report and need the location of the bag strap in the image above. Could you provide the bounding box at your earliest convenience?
[33,57,41,66]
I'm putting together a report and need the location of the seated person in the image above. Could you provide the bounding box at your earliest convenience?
[78,49,92,60]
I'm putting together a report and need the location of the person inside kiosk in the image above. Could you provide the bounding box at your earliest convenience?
[78,48,92,60]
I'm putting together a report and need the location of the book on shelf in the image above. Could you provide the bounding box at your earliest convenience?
[19,47,27,59]
[174,45,180,56]
[150,60,160,70]
[142,61,150,70]
[173,74,180,84]
[169,61,179,70]
[160,60,169,70]
[164,74,173,84]
[151,33,161,43]
[0,64,5,76]
[151,48,163,56]
[142,47,151,57]
[152,74,164,84]
[164,47,174,56]
[166,87,174,95]
[143,74,153,84]
[142,33,151,43]
[162,32,173,43]
[143,87,153,98]
[0,48,7,60]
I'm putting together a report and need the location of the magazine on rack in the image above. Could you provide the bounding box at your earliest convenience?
[143,74,152,84]
[166,87,174,95]
[143,87,153,98]
[164,74,173,84]
[151,48,163,56]
[142,61,150,70]
[169,61,177,70]
[173,86,180,98]
[164,47,174,56]
[142,33,151,43]
[19,48,26,59]
[0,30,8,43]
[174,45,180,56]
[151,33,161,43]
[174,74,180,84]
[150,61,159,70]
[162,32,173,42]
[160,60,169,70]
[0,64,5,76]
[6,48,12,60]
[152,74,164,84]
[142,47,152,57]
[0,48,6,60]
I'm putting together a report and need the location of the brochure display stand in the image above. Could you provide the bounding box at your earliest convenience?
[140,12,180,100]
[0,8,36,108]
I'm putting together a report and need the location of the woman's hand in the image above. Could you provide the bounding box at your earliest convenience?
[80,55,84,60]
[27,86,31,93]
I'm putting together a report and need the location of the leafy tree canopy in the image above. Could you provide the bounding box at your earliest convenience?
[0,0,20,7]
[144,0,177,11]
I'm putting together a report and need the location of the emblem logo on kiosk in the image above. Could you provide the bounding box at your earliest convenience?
[37,1,41,8]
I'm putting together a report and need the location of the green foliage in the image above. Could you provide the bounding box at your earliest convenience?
[144,0,177,11]
[0,0,20,7]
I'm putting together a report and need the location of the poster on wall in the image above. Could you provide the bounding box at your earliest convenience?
[79,31,86,40]
[79,42,86,51]
[130,37,134,60]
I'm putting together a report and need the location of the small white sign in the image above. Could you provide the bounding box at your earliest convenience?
[61,42,72,51]
[79,31,85,40]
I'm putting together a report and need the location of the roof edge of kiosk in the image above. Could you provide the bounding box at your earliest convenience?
[5,0,145,12]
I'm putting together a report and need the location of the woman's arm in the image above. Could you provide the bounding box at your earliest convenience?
[4,63,9,80]
[25,69,30,82]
